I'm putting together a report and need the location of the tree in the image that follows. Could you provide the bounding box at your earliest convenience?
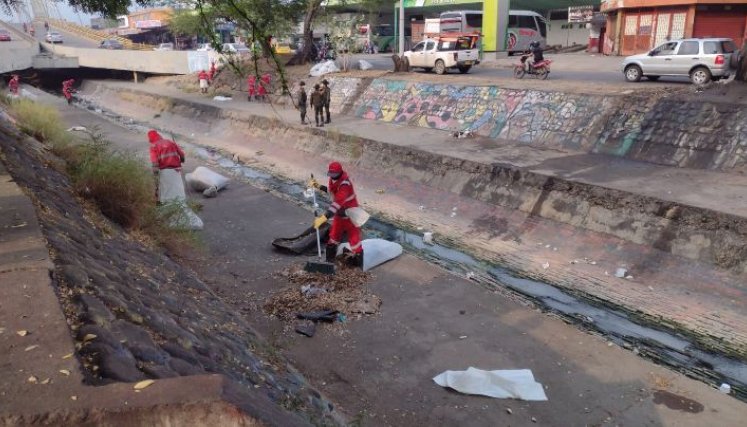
[737,42,747,82]
[169,9,214,38]
[328,14,363,71]
[287,0,323,65]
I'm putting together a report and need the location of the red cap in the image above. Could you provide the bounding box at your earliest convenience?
[327,161,343,176]
[147,130,161,143]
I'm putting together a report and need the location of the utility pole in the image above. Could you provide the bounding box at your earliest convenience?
[398,0,404,54]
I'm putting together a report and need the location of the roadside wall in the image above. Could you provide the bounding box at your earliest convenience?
[351,78,747,172]
[42,43,213,74]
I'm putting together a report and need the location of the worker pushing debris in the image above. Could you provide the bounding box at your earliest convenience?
[309,161,367,268]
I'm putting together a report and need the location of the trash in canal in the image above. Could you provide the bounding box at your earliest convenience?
[433,367,548,401]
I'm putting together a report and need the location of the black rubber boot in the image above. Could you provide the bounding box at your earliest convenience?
[349,251,363,268]
[325,244,337,263]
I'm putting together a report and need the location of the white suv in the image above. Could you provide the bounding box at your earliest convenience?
[622,38,738,84]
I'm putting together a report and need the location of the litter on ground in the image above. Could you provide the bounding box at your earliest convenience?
[264,263,376,320]
[433,368,548,401]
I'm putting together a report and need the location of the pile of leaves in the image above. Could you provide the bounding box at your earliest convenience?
[264,262,380,320]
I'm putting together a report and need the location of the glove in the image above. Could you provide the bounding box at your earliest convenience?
[308,177,319,189]
[313,214,327,229]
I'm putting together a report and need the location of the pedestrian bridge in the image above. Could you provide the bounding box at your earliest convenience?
[0,21,212,76]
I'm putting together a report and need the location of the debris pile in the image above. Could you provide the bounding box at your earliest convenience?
[264,263,378,321]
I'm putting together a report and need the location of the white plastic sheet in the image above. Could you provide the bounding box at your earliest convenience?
[433,368,548,401]
[359,59,373,70]
[185,166,230,192]
[213,96,232,101]
[309,60,340,77]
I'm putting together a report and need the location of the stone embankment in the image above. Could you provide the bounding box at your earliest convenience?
[78,78,747,363]
[0,113,340,425]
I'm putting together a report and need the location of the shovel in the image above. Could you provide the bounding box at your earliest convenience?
[304,174,335,275]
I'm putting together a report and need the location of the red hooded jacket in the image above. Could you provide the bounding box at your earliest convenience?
[327,171,358,217]
[148,130,185,170]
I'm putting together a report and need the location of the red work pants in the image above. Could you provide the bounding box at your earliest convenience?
[329,216,361,254]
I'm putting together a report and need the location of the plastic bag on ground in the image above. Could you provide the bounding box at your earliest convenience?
[213,96,232,101]
[185,166,230,192]
[433,368,548,401]
[309,60,340,77]
[359,59,373,71]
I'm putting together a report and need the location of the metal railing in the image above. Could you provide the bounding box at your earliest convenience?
[43,19,155,51]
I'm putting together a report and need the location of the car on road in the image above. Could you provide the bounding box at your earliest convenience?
[622,38,738,85]
[196,43,214,52]
[404,34,480,75]
[99,39,124,50]
[222,43,251,55]
[0,30,11,42]
[154,42,174,51]
[45,31,63,44]
[274,43,295,55]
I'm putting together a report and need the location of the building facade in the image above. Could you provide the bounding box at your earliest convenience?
[601,0,747,55]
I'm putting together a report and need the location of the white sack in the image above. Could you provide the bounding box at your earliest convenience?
[359,59,373,70]
[309,60,340,77]
[433,367,548,401]
[362,239,402,271]
[159,169,203,230]
[346,207,370,227]
[213,95,232,101]
[159,168,187,203]
[185,166,230,192]
[335,238,403,271]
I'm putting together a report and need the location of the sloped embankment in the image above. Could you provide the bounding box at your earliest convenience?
[0,115,341,425]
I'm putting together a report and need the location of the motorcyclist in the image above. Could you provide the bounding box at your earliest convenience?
[526,41,544,72]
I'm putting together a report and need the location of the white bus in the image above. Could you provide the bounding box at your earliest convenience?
[439,10,548,55]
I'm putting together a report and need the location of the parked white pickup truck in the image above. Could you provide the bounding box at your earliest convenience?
[404,34,480,74]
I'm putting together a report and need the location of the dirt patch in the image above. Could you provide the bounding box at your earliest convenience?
[264,263,378,320]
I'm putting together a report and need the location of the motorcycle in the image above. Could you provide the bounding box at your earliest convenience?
[513,53,552,80]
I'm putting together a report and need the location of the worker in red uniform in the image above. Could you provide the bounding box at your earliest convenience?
[148,130,186,204]
[62,79,75,104]
[256,73,269,102]
[311,161,363,267]
[247,74,256,101]
[198,70,209,93]
[8,75,20,96]
[208,61,217,82]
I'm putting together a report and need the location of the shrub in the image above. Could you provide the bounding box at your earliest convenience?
[7,98,71,149]
[70,135,155,229]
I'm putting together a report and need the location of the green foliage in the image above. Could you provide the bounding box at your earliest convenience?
[170,8,214,37]
[7,98,72,148]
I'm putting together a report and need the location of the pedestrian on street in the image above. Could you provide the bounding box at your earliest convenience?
[198,69,209,93]
[62,79,75,105]
[22,23,27,33]
[310,84,325,127]
[247,74,256,101]
[321,79,331,124]
[8,75,20,96]
[297,81,308,125]
[309,161,364,267]
[148,130,186,204]
[44,21,49,31]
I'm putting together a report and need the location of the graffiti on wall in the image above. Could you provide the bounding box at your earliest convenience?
[327,77,364,115]
[352,78,747,171]
[353,79,613,150]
